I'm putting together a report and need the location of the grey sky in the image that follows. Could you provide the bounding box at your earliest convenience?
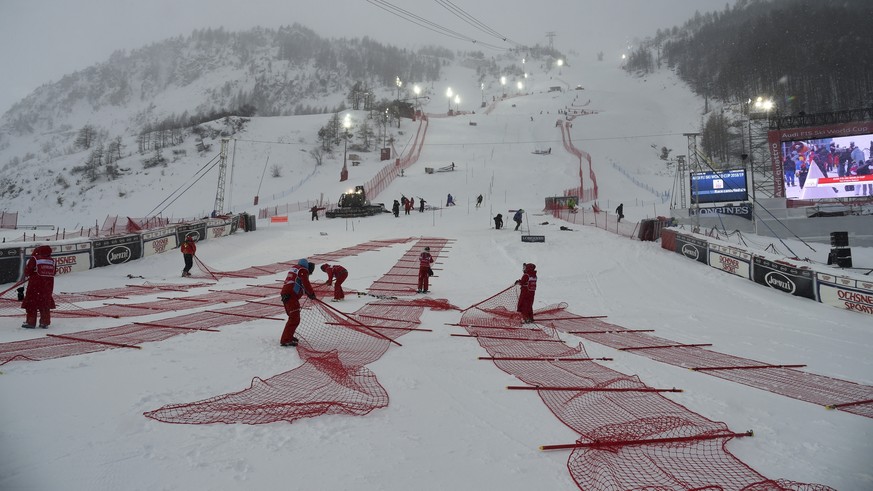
[0,0,731,114]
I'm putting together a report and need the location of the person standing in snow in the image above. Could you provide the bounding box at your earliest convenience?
[320,263,348,301]
[417,246,434,293]
[615,203,624,223]
[279,258,317,347]
[515,262,537,323]
[419,198,427,212]
[392,200,400,217]
[476,194,483,208]
[180,235,197,277]
[494,213,503,229]
[446,193,456,206]
[310,205,320,221]
[21,245,56,329]
[513,209,524,231]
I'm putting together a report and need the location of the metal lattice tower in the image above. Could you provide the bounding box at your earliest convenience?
[748,113,774,199]
[213,137,230,215]
[546,31,556,49]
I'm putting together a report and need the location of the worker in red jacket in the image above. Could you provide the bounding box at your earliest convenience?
[515,262,537,323]
[21,245,56,328]
[321,263,348,301]
[279,258,317,347]
[417,246,434,293]
[180,235,197,277]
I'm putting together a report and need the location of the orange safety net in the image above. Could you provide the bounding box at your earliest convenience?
[459,287,834,491]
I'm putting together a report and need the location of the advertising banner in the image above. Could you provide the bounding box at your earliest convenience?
[0,247,22,284]
[92,235,142,268]
[688,203,754,220]
[752,256,815,299]
[206,218,232,239]
[142,227,178,257]
[708,244,752,279]
[816,273,873,316]
[34,242,91,276]
[675,234,708,264]
[176,222,207,244]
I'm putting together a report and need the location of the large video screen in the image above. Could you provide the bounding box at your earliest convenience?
[767,120,873,199]
[779,135,873,199]
[690,169,748,204]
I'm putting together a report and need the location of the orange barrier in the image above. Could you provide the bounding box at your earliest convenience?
[270,215,288,223]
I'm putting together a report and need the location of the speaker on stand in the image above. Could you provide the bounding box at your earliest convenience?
[828,231,852,268]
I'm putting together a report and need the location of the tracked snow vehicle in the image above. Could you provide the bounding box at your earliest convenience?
[325,185,386,218]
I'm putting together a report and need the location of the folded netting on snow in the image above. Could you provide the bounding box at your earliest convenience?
[367,238,453,297]
[144,298,428,425]
[0,297,288,365]
[538,308,873,420]
[459,288,834,491]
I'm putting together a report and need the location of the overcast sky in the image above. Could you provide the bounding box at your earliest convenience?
[0,0,730,115]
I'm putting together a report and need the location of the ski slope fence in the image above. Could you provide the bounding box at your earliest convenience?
[458,287,834,491]
[660,228,873,317]
[0,214,250,287]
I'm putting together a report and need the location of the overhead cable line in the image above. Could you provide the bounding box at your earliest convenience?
[366,0,511,51]
[435,0,521,47]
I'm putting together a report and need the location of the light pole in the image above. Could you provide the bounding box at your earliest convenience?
[522,57,526,79]
[395,76,402,101]
[500,76,506,97]
[480,82,484,107]
[342,114,351,169]
[454,94,460,113]
[557,58,563,75]
[516,81,523,94]
[446,87,453,114]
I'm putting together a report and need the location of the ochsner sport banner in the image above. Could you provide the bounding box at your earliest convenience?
[708,244,752,280]
[35,242,91,276]
[92,235,142,268]
[816,273,873,316]
[675,234,708,264]
[142,227,178,257]
[206,217,234,239]
[752,256,815,299]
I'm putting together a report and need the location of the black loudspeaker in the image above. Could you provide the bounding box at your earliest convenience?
[830,231,849,248]
[830,247,853,268]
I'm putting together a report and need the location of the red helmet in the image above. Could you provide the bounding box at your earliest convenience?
[321,264,329,272]
[524,263,536,274]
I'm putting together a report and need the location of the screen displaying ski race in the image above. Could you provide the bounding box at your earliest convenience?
[768,121,873,200]
[689,169,748,204]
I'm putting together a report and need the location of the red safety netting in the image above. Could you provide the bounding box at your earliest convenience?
[367,238,453,297]
[143,297,426,424]
[539,310,873,419]
[143,238,456,425]
[459,287,834,491]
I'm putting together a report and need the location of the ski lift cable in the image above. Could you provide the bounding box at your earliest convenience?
[366,0,510,51]
[144,153,220,218]
[435,0,521,47]
[153,157,223,218]
[148,154,222,218]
